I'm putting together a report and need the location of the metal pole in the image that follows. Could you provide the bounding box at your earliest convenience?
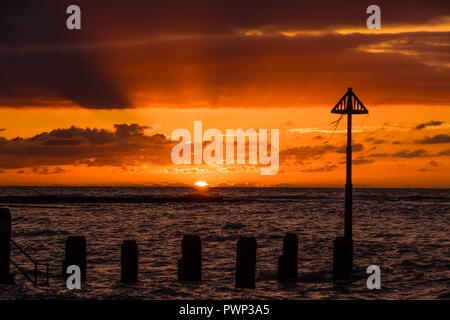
[345,88,353,240]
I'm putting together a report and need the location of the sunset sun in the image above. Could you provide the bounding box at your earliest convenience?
[194,181,209,188]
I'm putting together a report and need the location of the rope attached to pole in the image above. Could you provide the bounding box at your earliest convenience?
[325,114,344,144]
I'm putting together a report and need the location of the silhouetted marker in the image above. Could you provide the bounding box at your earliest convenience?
[333,236,353,280]
[0,208,13,284]
[121,240,138,283]
[277,233,298,281]
[178,235,202,281]
[331,88,368,276]
[62,236,86,280]
[235,236,257,288]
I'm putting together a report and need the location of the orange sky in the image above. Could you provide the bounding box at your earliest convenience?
[0,1,449,187]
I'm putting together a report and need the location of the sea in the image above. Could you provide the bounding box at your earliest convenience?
[0,187,448,299]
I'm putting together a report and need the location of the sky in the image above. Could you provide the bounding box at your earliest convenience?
[0,0,449,187]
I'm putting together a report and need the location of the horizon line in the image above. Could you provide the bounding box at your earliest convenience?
[0,185,448,189]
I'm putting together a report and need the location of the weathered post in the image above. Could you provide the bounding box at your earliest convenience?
[62,236,86,280]
[178,235,202,281]
[277,233,298,281]
[235,236,257,289]
[121,240,138,283]
[333,236,353,280]
[0,208,13,284]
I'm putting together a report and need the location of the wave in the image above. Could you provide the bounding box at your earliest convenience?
[0,194,225,204]
[0,187,447,204]
[396,195,450,202]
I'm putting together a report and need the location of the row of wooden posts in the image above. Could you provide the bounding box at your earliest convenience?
[1,208,353,287]
[62,234,298,288]
[62,232,352,287]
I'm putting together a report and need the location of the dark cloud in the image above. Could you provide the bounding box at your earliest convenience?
[0,1,133,109]
[280,143,363,164]
[364,137,385,145]
[368,152,390,157]
[339,155,373,165]
[414,120,445,130]
[367,148,450,158]
[32,167,67,175]
[280,145,336,164]
[352,156,374,165]
[301,164,337,172]
[0,50,133,109]
[0,124,173,169]
[106,32,450,108]
[438,149,450,156]
[114,123,150,138]
[392,149,428,158]
[428,160,439,167]
[2,1,448,45]
[0,1,449,109]
[415,134,450,144]
[335,143,364,153]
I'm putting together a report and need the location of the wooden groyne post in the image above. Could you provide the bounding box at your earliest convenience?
[277,233,298,281]
[62,236,86,280]
[333,236,353,280]
[178,235,202,281]
[235,236,257,289]
[0,208,13,284]
[121,240,138,283]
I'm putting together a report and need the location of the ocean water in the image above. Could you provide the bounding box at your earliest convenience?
[0,187,448,299]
